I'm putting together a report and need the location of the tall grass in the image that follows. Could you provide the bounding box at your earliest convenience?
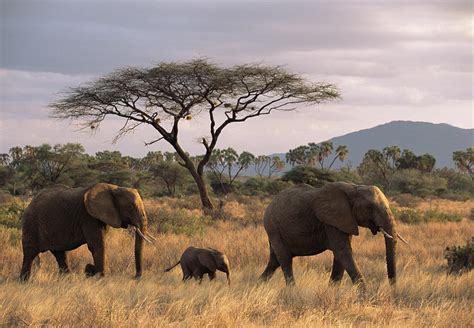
[0,197,473,327]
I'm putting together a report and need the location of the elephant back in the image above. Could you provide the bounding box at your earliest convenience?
[263,184,318,231]
[22,185,88,251]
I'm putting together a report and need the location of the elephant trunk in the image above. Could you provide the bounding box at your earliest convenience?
[381,212,397,285]
[385,234,397,284]
[133,209,149,279]
[134,229,144,278]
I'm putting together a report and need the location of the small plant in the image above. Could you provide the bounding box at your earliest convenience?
[444,237,474,275]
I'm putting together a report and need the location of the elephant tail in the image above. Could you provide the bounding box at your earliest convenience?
[164,261,180,272]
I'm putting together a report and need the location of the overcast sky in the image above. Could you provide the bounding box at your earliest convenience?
[1,0,472,157]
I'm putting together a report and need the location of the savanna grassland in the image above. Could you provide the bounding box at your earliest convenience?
[0,195,473,327]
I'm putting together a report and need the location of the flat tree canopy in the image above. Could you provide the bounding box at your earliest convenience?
[51,59,340,212]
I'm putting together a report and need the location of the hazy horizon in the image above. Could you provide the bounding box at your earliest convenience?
[1,0,472,157]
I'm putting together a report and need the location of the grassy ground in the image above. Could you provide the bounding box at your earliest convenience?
[0,196,473,327]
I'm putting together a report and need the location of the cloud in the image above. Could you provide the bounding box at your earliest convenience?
[0,0,472,156]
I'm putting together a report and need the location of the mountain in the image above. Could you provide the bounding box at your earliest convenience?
[267,121,473,173]
[327,121,472,168]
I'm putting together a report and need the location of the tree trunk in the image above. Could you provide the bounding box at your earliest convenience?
[168,141,215,213]
[195,173,214,213]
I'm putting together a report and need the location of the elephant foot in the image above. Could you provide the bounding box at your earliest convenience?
[84,264,96,277]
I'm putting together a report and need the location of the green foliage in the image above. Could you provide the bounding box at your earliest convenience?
[146,207,211,236]
[239,177,292,196]
[393,207,462,224]
[0,199,26,245]
[397,149,436,173]
[391,169,448,197]
[358,146,400,189]
[434,168,474,194]
[331,167,363,184]
[150,161,190,196]
[0,199,26,231]
[452,147,473,177]
[282,166,333,187]
[286,142,349,169]
[444,237,474,275]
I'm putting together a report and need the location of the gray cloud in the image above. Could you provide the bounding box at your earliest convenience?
[0,0,472,156]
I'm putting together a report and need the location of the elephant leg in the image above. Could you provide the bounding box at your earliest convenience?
[208,271,216,281]
[193,269,204,284]
[20,248,39,281]
[182,264,192,281]
[84,228,106,277]
[51,250,70,274]
[268,234,295,285]
[326,226,365,288]
[280,258,295,286]
[260,247,281,282]
[329,257,345,284]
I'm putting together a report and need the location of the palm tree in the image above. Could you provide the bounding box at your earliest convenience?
[328,145,349,169]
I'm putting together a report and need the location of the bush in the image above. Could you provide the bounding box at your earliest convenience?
[282,166,333,187]
[444,237,474,275]
[393,207,462,224]
[331,168,363,184]
[239,177,291,196]
[391,193,423,208]
[0,199,26,230]
[146,204,210,236]
[435,168,474,194]
[391,169,448,197]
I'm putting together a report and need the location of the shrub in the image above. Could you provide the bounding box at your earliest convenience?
[146,204,211,236]
[331,168,363,184]
[444,237,474,275]
[391,169,448,197]
[0,199,26,230]
[435,168,474,194]
[282,166,333,187]
[239,177,291,196]
[392,207,462,224]
[391,193,423,208]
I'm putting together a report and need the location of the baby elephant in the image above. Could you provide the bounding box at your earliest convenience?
[165,247,231,285]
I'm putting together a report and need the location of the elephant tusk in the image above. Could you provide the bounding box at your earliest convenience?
[379,228,394,239]
[135,227,153,244]
[397,233,409,245]
[146,233,157,242]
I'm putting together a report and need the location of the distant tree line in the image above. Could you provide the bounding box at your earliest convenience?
[0,143,472,199]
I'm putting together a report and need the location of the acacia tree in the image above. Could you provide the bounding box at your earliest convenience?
[50,59,339,212]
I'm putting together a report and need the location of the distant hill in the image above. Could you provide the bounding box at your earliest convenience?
[265,121,473,173]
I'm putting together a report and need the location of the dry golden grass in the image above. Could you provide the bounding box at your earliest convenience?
[1,197,473,327]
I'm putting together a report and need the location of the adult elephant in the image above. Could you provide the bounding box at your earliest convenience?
[20,183,156,281]
[260,182,408,289]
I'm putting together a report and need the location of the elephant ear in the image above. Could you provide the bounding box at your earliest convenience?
[198,251,217,272]
[84,183,122,228]
[312,182,359,236]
